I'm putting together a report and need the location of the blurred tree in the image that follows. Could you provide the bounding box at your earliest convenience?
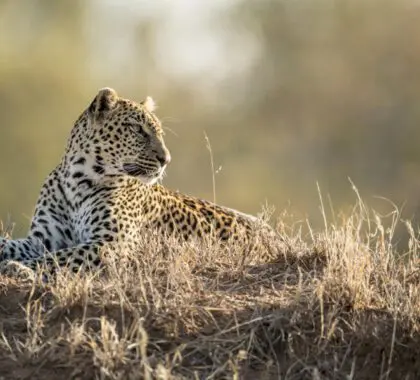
[2,0,420,242]
[0,0,89,235]
[220,0,420,225]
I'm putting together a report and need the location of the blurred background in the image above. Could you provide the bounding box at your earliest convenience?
[1,0,420,239]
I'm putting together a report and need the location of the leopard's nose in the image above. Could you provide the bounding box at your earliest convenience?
[156,152,171,166]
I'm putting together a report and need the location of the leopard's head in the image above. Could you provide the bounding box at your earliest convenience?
[80,87,171,185]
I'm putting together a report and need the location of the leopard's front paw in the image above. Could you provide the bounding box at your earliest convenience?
[0,260,35,282]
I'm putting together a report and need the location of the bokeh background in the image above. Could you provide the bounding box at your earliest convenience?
[1,0,420,238]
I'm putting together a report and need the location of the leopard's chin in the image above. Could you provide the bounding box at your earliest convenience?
[138,175,160,186]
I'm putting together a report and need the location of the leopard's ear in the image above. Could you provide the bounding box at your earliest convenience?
[88,87,118,120]
[141,96,156,113]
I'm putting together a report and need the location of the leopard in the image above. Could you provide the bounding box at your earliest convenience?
[0,87,284,275]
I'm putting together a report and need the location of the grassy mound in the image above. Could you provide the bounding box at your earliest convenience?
[1,198,420,379]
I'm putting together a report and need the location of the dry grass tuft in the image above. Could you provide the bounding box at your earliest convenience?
[1,196,420,379]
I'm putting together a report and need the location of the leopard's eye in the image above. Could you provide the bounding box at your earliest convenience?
[137,125,149,138]
[128,124,148,138]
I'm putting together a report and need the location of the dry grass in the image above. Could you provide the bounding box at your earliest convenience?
[1,196,420,379]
